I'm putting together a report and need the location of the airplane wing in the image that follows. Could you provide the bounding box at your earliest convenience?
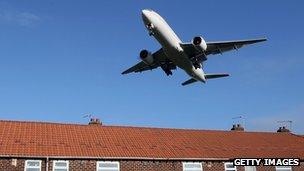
[122,48,174,74]
[180,38,267,59]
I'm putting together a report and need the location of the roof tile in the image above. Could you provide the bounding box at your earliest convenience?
[0,120,303,159]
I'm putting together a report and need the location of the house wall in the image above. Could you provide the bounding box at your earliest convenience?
[0,158,46,171]
[0,158,303,171]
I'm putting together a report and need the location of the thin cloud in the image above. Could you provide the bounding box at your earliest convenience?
[0,10,40,26]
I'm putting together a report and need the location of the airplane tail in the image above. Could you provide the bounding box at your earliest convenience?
[181,73,229,86]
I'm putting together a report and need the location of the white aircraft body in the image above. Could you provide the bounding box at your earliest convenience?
[122,9,267,86]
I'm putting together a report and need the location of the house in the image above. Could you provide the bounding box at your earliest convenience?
[0,119,303,171]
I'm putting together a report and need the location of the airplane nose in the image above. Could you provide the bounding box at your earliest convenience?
[141,9,150,24]
[141,9,149,19]
[142,9,149,16]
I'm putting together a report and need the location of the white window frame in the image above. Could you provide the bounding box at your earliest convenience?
[96,161,120,171]
[182,162,203,171]
[53,160,69,171]
[24,160,42,171]
[276,166,292,171]
[245,166,256,171]
[224,162,237,171]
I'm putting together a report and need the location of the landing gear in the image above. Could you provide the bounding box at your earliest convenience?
[165,69,173,76]
[161,65,173,76]
[191,54,205,69]
[147,23,154,36]
[193,62,201,69]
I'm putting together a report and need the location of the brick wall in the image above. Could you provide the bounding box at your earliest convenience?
[203,161,226,171]
[47,159,97,171]
[293,162,304,171]
[120,160,182,171]
[0,158,46,171]
[0,158,303,171]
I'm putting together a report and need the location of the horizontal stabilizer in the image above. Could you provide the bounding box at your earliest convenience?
[181,78,197,86]
[205,73,229,79]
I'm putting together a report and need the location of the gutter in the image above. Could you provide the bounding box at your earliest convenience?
[0,155,230,161]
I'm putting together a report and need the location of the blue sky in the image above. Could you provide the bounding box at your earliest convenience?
[0,1,303,134]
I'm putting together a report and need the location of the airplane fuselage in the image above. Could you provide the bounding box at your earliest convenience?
[141,9,206,82]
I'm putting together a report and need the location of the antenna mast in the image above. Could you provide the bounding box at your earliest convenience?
[277,120,293,132]
[232,115,245,127]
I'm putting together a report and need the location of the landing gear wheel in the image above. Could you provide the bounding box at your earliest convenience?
[165,70,172,76]
[193,62,201,69]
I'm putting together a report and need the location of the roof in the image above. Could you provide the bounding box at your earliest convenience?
[0,120,303,160]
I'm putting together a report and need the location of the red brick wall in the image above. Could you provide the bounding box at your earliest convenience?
[120,160,182,171]
[255,165,275,171]
[293,162,304,171]
[0,158,303,171]
[0,158,46,171]
[48,159,97,171]
[203,161,226,171]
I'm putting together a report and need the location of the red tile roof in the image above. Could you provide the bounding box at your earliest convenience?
[0,120,303,160]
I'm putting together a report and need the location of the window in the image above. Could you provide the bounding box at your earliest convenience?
[53,160,69,171]
[245,166,256,171]
[276,166,292,171]
[24,160,41,171]
[224,162,237,171]
[183,162,203,171]
[97,161,120,171]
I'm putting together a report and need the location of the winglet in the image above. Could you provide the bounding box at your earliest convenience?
[121,70,129,75]
[254,37,267,43]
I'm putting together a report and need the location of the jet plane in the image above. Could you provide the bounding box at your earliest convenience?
[122,9,267,86]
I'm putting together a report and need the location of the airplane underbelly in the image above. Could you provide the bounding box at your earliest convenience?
[167,50,192,70]
[153,28,193,71]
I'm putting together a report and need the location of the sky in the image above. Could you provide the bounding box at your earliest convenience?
[0,0,303,134]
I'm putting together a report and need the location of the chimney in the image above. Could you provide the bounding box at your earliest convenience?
[88,118,102,125]
[277,126,290,133]
[231,124,244,131]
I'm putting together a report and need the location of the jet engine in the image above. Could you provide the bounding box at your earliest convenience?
[192,36,207,52]
[140,49,154,64]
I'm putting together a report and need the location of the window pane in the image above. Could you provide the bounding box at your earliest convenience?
[27,161,40,167]
[53,161,68,171]
[55,162,67,167]
[54,169,68,171]
[25,169,40,171]
[245,166,256,171]
[97,161,119,171]
[224,162,237,171]
[226,163,234,168]
[183,162,202,171]
[99,163,119,168]
[25,160,41,171]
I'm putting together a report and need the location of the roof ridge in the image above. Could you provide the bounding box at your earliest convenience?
[0,119,85,126]
[0,119,292,134]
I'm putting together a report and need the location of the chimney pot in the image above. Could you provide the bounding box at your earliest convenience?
[89,118,102,125]
[231,124,244,131]
[277,126,290,133]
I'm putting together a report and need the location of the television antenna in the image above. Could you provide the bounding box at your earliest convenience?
[232,115,245,127]
[83,113,92,119]
[277,120,293,132]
